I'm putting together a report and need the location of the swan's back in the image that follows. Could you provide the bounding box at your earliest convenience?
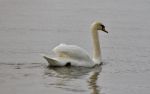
[53,44,91,61]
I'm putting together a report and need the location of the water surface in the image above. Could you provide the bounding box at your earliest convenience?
[0,0,150,94]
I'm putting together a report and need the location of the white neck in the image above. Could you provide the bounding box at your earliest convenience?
[91,28,102,64]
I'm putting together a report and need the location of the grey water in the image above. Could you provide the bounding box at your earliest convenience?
[0,0,150,94]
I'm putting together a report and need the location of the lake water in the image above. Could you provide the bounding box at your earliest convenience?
[0,0,150,94]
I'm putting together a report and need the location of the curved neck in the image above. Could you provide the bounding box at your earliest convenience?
[91,28,101,64]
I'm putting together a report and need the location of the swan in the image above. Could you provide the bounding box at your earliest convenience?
[42,21,108,67]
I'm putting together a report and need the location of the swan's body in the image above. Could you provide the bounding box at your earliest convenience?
[42,21,108,67]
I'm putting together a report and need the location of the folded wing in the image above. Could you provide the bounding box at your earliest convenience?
[53,44,91,61]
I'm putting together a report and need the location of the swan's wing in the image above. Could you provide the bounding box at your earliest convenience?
[41,54,65,66]
[53,44,91,61]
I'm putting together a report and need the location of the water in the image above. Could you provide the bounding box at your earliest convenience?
[0,0,150,94]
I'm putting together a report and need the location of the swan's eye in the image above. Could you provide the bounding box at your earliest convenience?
[100,25,105,30]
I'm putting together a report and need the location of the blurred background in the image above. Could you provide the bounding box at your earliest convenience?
[0,0,150,94]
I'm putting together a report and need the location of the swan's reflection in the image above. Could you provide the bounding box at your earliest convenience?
[87,67,101,94]
[44,66,102,94]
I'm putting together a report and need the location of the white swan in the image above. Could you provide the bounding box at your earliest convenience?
[42,21,108,67]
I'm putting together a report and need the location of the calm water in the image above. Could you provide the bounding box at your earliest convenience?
[0,0,150,94]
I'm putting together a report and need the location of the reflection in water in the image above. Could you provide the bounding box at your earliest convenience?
[45,66,102,94]
[88,68,101,94]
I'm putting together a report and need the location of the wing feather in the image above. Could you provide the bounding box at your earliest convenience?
[53,44,91,61]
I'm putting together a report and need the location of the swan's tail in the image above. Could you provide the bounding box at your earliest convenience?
[41,54,59,66]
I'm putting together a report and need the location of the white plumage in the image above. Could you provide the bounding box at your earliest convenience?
[53,44,91,61]
[42,21,108,67]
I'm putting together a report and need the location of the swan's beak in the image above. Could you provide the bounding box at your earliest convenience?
[102,29,108,33]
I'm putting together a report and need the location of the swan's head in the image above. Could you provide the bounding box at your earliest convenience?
[91,21,108,33]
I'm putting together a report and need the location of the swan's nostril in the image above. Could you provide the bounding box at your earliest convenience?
[65,62,71,67]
